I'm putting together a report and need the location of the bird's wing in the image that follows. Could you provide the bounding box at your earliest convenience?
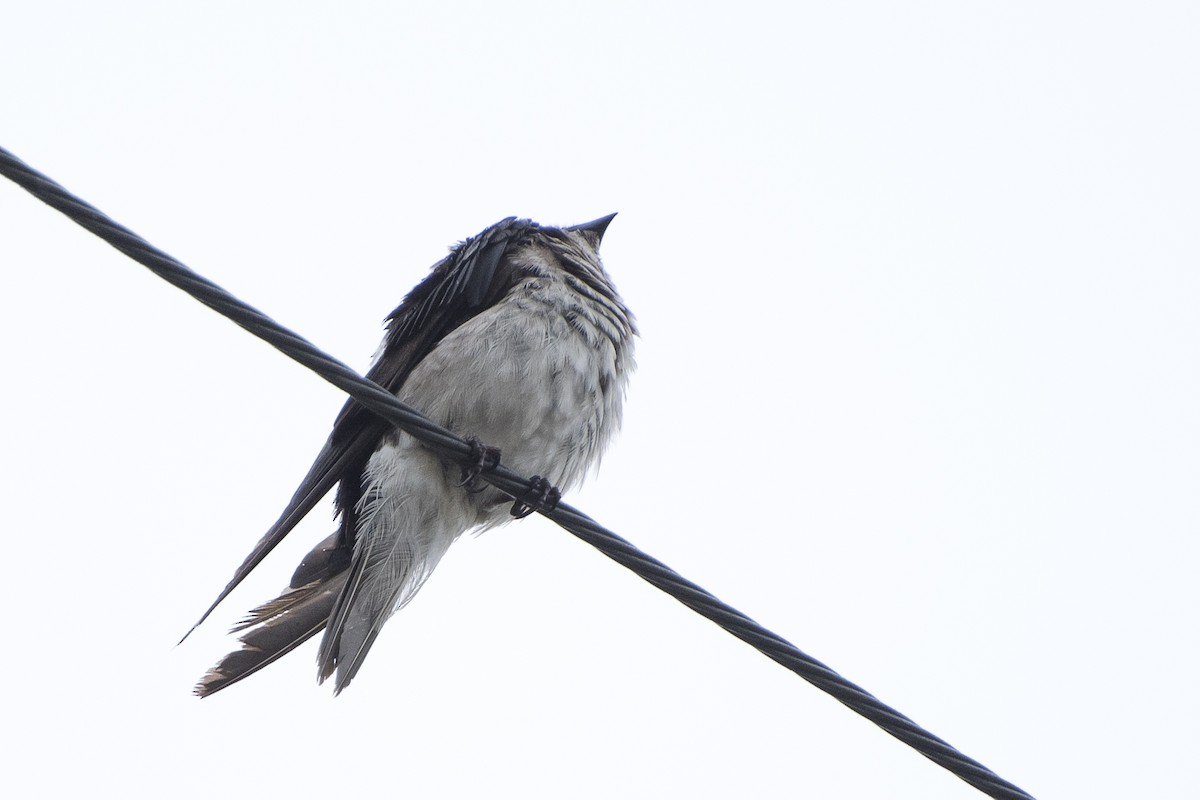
[184,217,537,640]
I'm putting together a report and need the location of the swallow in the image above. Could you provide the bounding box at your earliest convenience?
[191,215,636,696]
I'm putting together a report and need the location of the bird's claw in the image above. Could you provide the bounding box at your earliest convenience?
[510,475,561,519]
[458,437,501,492]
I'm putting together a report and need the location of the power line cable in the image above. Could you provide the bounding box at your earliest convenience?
[0,146,1035,800]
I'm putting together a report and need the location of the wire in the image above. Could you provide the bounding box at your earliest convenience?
[0,145,1035,800]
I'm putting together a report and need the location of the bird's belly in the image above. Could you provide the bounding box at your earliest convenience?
[397,297,621,496]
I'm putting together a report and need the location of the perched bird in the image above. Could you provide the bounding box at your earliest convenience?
[191,215,636,696]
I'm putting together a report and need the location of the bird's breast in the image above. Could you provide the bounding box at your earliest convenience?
[398,279,633,495]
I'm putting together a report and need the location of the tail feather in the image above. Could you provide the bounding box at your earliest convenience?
[315,517,456,694]
[194,570,348,698]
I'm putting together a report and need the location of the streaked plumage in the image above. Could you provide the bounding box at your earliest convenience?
[192,215,635,696]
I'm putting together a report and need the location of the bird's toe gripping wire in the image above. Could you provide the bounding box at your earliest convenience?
[510,475,562,519]
[458,436,502,493]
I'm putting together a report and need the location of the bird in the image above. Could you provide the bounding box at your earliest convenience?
[190,215,636,697]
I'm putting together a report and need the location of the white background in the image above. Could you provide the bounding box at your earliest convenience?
[2,3,1197,798]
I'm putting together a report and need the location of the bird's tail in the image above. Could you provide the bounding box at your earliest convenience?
[194,568,349,698]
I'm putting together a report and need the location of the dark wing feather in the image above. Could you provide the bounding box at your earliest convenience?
[321,217,531,444]
[186,217,536,650]
[180,422,384,642]
[314,219,539,689]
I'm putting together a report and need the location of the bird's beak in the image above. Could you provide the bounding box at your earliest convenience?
[566,213,618,244]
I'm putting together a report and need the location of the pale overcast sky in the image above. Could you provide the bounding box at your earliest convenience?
[2,3,1198,798]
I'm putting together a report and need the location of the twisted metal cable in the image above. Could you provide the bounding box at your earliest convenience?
[0,146,1035,800]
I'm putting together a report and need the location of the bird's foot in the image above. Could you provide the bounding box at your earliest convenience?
[458,437,501,493]
[510,476,561,519]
